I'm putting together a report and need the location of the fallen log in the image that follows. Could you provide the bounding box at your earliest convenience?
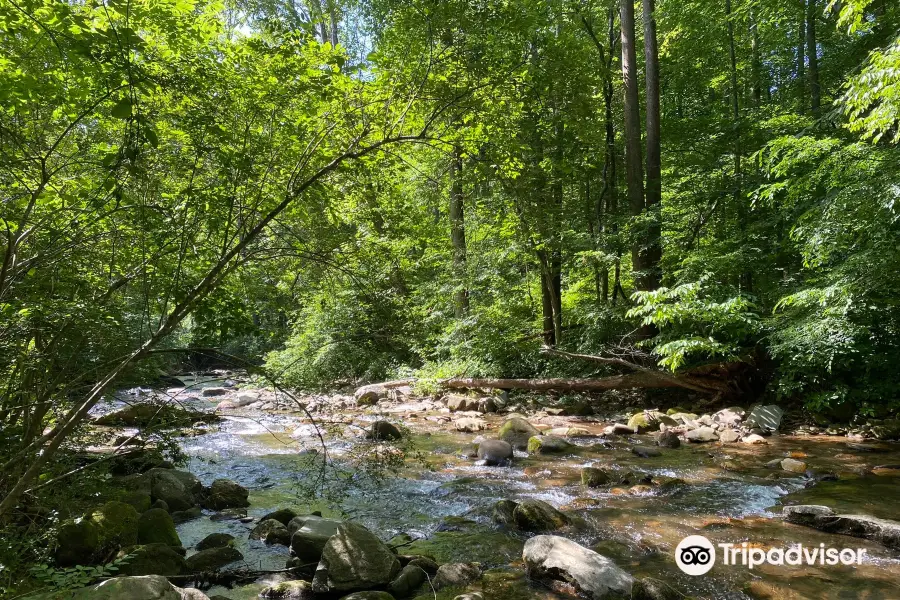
[441,373,718,392]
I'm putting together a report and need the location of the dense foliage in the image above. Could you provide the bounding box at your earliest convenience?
[1,0,898,536]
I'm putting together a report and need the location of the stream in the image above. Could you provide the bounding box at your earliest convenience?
[101,377,900,599]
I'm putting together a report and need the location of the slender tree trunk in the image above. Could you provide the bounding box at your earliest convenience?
[642,0,662,292]
[326,0,339,46]
[750,7,762,106]
[797,3,806,109]
[449,146,469,318]
[539,255,556,347]
[806,0,821,116]
[727,0,752,292]
[620,0,646,292]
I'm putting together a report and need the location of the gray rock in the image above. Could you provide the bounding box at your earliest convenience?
[712,407,744,427]
[581,467,611,487]
[195,533,234,551]
[718,429,741,443]
[685,427,719,443]
[201,479,249,510]
[311,522,401,593]
[476,439,513,466]
[338,593,395,600]
[202,387,229,397]
[527,435,572,454]
[146,468,202,512]
[497,417,541,450]
[523,535,633,599]
[137,508,180,547]
[491,499,519,526]
[290,516,342,562]
[366,421,403,441]
[513,499,569,531]
[185,547,243,572]
[388,563,428,596]
[781,458,807,473]
[26,575,209,600]
[455,417,486,433]
[783,505,900,550]
[118,543,188,576]
[630,446,662,458]
[259,508,299,526]
[251,519,291,545]
[433,562,482,590]
[656,431,680,448]
[745,405,784,433]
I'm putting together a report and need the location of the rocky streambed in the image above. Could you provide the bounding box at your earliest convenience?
[52,374,900,600]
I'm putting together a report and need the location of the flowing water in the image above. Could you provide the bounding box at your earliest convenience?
[108,378,900,600]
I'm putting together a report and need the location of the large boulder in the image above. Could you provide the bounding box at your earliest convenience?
[711,407,745,427]
[498,417,541,450]
[146,468,202,512]
[55,518,100,567]
[527,435,572,455]
[92,501,140,551]
[25,575,209,600]
[290,516,343,562]
[260,508,299,526]
[138,508,181,547]
[513,499,569,532]
[745,405,784,433]
[783,505,900,550]
[338,593,395,600]
[201,479,249,510]
[185,546,243,572]
[251,519,292,545]
[118,543,188,576]
[523,535,633,599]
[311,522,401,594]
[476,440,513,466]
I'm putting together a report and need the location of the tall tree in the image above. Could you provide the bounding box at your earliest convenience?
[642,0,663,292]
[620,0,647,292]
[806,0,821,115]
[449,147,469,318]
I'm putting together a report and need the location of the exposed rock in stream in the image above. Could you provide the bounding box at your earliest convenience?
[784,505,900,549]
[311,522,401,594]
[26,575,210,600]
[523,535,633,599]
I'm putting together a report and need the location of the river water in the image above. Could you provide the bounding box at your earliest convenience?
[116,379,900,599]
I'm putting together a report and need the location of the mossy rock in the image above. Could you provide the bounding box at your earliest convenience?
[526,435,572,454]
[491,500,518,527]
[55,518,100,567]
[137,508,181,547]
[404,528,523,565]
[512,499,569,532]
[581,467,611,487]
[91,501,140,551]
[117,490,152,513]
[482,568,536,600]
[186,546,244,572]
[117,543,188,575]
[196,532,235,550]
[627,411,678,433]
[497,417,541,450]
[665,407,689,416]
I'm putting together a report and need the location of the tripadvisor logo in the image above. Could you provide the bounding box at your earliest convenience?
[675,535,867,576]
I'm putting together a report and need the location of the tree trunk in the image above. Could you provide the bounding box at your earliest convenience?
[620,0,646,292]
[806,0,821,116]
[539,258,556,347]
[442,373,725,393]
[642,0,662,293]
[797,3,806,109]
[449,146,469,318]
[750,7,762,106]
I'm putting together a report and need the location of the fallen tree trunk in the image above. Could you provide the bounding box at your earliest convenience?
[441,373,725,393]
